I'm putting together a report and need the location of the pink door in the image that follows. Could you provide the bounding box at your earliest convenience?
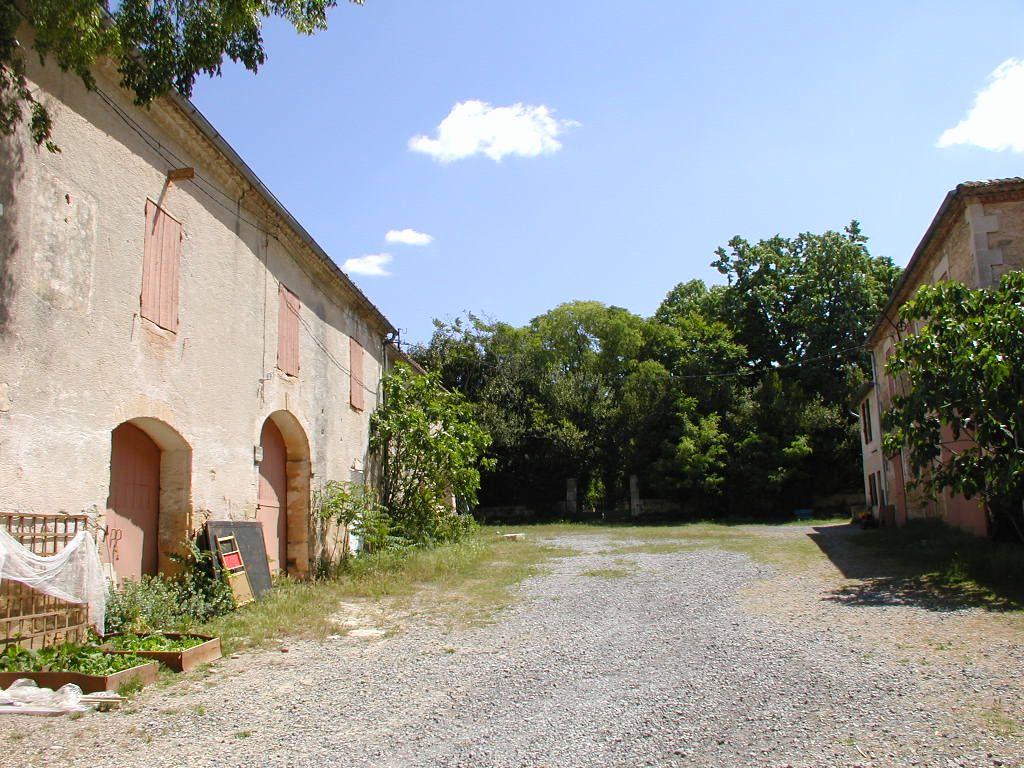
[257,419,288,574]
[107,423,161,582]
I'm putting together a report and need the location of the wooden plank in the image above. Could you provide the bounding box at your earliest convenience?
[0,706,79,716]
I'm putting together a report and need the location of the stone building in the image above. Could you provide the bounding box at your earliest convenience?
[0,35,405,580]
[857,178,1024,536]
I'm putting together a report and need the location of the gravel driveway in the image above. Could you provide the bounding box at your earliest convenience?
[7,528,1024,768]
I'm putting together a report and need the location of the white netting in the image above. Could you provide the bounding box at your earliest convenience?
[0,528,106,632]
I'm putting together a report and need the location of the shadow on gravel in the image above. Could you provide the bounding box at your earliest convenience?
[807,524,1022,613]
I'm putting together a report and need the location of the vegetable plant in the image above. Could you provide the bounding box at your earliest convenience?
[0,642,149,675]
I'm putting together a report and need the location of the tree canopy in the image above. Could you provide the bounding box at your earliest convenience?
[883,272,1024,538]
[1,0,361,150]
[415,223,899,521]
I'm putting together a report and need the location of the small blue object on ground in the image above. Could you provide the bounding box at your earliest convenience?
[793,508,814,521]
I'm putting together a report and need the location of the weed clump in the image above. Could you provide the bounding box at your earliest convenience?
[105,541,234,634]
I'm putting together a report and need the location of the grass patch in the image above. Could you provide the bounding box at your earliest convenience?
[689,526,827,573]
[116,677,145,698]
[196,530,566,652]
[978,703,1020,736]
[580,567,634,579]
[845,520,1024,609]
[401,534,572,628]
[523,521,830,574]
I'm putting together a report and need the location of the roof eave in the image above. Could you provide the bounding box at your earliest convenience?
[866,188,957,348]
[867,177,1024,349]
[166,91,398,339]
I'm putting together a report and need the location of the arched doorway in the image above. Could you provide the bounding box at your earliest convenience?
[256,411,311,576]
[106,418,192,582]
[257,419,288,574]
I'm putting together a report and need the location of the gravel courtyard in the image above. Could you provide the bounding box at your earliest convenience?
[6,525,1024,768]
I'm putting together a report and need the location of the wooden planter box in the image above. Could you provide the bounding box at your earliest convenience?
[102,634,222,673]
[0,661,159,693]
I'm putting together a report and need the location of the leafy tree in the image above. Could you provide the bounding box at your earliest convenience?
[651,280,746,412]
[526,301,652,504]
[370,364,493,544]
[613,359,675,487]
[883,273,1024,539]
[413,316,553,506]
[706,223,899,509]
[2,0,362,150]
[712,222,899,375]
[417,225,896,520]
[673,410,729,497]
[417,303,660,512]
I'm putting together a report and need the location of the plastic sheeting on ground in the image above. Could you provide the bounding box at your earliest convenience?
[0,678,87,713]
[0,528,106,631]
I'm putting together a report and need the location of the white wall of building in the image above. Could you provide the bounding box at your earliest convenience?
[0,45,394,575]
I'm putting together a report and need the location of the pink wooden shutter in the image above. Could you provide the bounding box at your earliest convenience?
[350,338,364,411]
[141,200,181,331]
[160,209,180,331]
[277,284,300,376]
[141,201,160,323]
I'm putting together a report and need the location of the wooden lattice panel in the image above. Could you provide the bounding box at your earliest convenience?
[0,513,92,650]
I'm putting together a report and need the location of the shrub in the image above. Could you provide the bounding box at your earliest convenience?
[167,540,235,623]
[105,576,181,634]
[313,480,383,576]
[105,540,234,634]
[352,504,412,555]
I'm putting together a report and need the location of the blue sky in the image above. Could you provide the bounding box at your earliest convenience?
[191,1,1024,346]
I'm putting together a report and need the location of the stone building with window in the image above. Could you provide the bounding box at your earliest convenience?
[856,178,1024,536]
[0,36,405,580]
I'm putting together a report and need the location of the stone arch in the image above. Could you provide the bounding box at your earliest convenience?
[106,417,192,580]
[256,410,311,577]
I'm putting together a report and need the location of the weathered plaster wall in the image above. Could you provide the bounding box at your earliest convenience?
[0,50,387,573]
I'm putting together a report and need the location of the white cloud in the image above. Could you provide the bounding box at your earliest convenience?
[385,228,434,246]
[409,100,579,163]
[937,58,1024,152]
[342,253,392,277]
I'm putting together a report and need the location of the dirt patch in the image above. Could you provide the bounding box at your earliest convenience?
[740,524,1024,740]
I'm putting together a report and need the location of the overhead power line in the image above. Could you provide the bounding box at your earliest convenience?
[675,342,870,381]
